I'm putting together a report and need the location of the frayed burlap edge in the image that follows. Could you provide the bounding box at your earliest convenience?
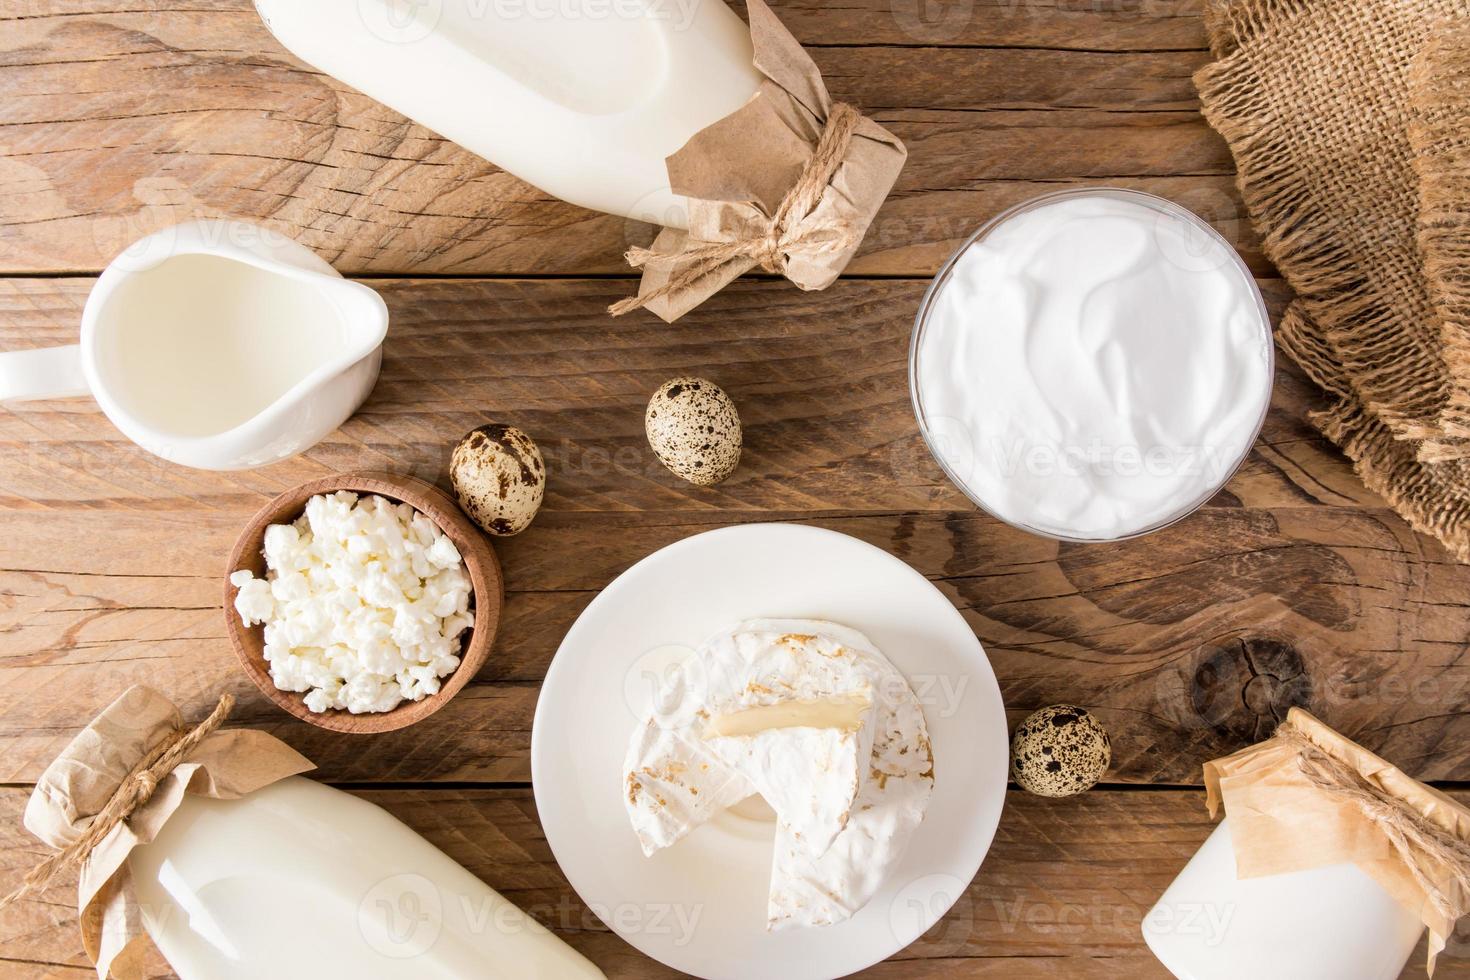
[1196,0,1470,560]
[1196,0,1462,449]
[1411,24,1470,441]
[1277,303,1470,561]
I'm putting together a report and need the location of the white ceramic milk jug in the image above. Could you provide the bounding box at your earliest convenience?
[1142,819,1424,980]
[127,776,607,978]
[0,220,388,471]
[252,0,764,227]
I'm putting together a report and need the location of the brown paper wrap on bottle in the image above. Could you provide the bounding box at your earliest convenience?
[1204,707,1470,971]
[18,686,315,980]
[612,0,906,322]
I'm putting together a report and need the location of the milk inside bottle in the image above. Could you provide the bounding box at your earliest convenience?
[252,0,765,227]
[1142,820,1423,980]
[127,776,606,978]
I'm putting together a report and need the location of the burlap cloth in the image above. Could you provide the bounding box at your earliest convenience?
[1414,23,1470,439]
[1196,0,1470,558]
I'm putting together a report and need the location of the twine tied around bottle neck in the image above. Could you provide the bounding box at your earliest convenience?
[1276,724,1470,921]
[609,101,864,317]
[0,693,234,911]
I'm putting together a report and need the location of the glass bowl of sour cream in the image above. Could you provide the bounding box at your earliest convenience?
[909,188,1274,543]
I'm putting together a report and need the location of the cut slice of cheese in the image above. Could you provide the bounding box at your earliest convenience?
[738,620,934,931]
[703,694,876,858]
[623,718,757,857]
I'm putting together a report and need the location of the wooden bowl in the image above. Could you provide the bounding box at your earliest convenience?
[224,473,503,734]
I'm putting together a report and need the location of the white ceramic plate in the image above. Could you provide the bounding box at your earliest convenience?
[531,523,1008,980]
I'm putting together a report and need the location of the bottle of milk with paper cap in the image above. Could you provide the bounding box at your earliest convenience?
[13,687,607,979]
[1143,708,1470,979]
[253,0,765,228]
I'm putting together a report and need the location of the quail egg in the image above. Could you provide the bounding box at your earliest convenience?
[450,424,545,536]
[645,377,741,486]
[1011,704,1111,797]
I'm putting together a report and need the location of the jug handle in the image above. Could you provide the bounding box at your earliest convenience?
[0,345,90,403]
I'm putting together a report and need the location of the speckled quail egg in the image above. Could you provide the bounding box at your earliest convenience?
[645,377,742,486]
[1011,704,1111,797]
[450,424,545,536]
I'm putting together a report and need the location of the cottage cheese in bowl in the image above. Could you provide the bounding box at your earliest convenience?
[231,491,474,713]
[910,189,1273,541]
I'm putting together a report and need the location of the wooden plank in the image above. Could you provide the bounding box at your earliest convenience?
[0,275,1323,518]
[775,0,1212,51]
[0,3,1257,276]
[5,0,1215,51]
[3,276,1470,786]
[0,786,1461,978]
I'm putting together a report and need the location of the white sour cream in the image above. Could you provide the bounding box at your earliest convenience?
[912,191,1273,540]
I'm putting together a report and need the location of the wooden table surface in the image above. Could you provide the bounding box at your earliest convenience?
[3,2,1469,977]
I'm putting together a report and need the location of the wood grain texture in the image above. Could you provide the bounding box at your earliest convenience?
[2,276,1469,787]
[1,786,1464,979]
[5,2,1469,977]
[0,1,1261,277]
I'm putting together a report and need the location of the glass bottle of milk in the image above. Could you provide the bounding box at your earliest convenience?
[1142,819,1424,980]
[127,776,606,979]
[252,0,764,228]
